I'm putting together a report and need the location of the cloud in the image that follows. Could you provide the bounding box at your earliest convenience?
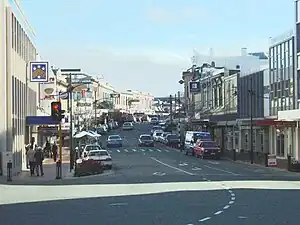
[40,46,190,96]
[147,7,207,24]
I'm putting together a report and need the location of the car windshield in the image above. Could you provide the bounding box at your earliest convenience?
[109,135,121,140]
[162,133,170,137]
[202,142,217,148]
[140,135,152,140]
[123,123,132,126]
[155,132,162,136]
[167,134,178,139]
[193,133,212,141]
[85,145,101,151]
[88,151,109,156]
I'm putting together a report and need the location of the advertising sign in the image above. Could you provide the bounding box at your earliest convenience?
[267,155,277,167]
[29,61,49,82]
[189,81,201,93]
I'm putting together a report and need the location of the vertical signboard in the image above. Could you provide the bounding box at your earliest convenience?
[29,62,49,82]
[189,81,201,93]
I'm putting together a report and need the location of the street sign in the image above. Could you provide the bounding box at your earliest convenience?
[267,155,277,167]
[189,81,201,93]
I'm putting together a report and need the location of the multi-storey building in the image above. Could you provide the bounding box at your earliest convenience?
[127,90,154,114]
[0,0,39,174]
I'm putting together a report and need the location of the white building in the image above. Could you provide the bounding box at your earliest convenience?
[127,90,154,114]
[0,0,39,175]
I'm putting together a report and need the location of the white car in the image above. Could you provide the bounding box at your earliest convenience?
[122,122,134,130]
[81,144,102,158]
[153,130,163,141]
[85,150,112,169]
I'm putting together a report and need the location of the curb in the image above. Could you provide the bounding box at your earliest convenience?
[223,157,300,174]
[66,170,115,180]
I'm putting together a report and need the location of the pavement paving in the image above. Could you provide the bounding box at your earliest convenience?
[0,123,300,225]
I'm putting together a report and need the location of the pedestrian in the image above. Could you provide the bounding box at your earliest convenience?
[26,146,36,176]
[34,147,44,176]
[52,143,58,162]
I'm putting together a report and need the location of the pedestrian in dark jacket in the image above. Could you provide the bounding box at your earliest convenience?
[34,147,44,176]
[52,143,58,162]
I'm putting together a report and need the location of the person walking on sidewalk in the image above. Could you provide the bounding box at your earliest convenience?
[52,143,58,162]
[27,146,36,176]
[34,147,44,176]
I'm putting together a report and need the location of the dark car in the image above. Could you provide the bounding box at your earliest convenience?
[107,135,123,148]
[164,134,180,147]
[138,134,154,147]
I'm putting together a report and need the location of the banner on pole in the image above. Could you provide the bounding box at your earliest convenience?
[29,61,49,82]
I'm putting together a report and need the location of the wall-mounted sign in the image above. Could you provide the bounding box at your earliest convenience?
[30,61,49,82]
[189,81,201,93]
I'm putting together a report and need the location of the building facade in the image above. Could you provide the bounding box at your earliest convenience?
[0,0,39,174]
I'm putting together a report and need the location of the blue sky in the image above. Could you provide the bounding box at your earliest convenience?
[20,0,295,95]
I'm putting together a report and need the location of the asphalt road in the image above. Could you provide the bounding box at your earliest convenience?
[1,123,300,225]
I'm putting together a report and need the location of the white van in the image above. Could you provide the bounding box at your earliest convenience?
[184,131,212,155]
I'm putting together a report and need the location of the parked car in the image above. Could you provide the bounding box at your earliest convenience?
[107,135,123,147]
[150,117,159,125]
[194,140,221,159]
[158,132,171,143]
[74,158,103,177]
[122,122,134,130]
[153,130,163,141]
[85,149,112,169]
[81,144,102,158]
[151,126,162,135]
[138,134,154,147]
[164,134,180,147]
[184,131,212,156]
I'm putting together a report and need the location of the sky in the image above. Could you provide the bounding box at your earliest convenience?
[19,0,295,96]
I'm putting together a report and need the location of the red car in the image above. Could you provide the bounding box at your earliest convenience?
[194,140,221,159]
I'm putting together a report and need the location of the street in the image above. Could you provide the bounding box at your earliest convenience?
[1,123,300,225]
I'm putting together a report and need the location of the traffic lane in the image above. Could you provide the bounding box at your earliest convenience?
[211,189,300,225]
[0,190,231,225]
[154,144,300,181]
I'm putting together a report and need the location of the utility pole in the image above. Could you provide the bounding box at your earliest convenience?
[94,90,97,127]
[68,73,74,171]
[249,77,254,164]
[169,94,173,123]
[174,93,177,114]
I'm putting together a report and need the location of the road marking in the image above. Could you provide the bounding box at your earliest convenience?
[238,216,247,219]
[192,167,202,171]
[231,197,235,201]
[223,205,230,209]
[203,165,239,176]
[148,149,153,152]
[214,210,223,215]
[117,150,120,152]
[141,149,145,152]
[153,172,166,176]
[179,162,188,166]
[132,149,136,152]
[199,217,211,222]
[150,157,195,176]
[124,149,128,152]
[164,149,169,152]
[207,160,220,165]
[109,202,128,206]
[156,149,161,152]
[228,201,234,204]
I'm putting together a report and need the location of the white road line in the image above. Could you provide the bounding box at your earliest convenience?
[132,149,136,152]
[203,165,239,176]
[156,149,161,152]
[199,217,211,222]
[223,205,230,209]
[150,157,195,176]
[214,210,223,215]
[231,197,236,201]
[231,193,235,197]
[109,202,128,206]
[228,201,235,204]
[124,149,128,152]
[141,149,145,152]
[148,149,153,152]
[117,150,120,152]
[164,149,169,152]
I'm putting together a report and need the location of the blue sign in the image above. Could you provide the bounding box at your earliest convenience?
[30,62,49,82]
[189,81,201,93]
[26,116,60,125]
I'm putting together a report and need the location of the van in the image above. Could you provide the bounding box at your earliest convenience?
[184,131,212,156]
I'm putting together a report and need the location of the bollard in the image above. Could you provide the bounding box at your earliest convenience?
[264,153,269,167]
[56,160,62,179]
[7,161,12,182]
[233,149,236,161]
[287,155,292,171]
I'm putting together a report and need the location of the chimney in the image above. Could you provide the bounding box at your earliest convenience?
[241,48,247,56]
